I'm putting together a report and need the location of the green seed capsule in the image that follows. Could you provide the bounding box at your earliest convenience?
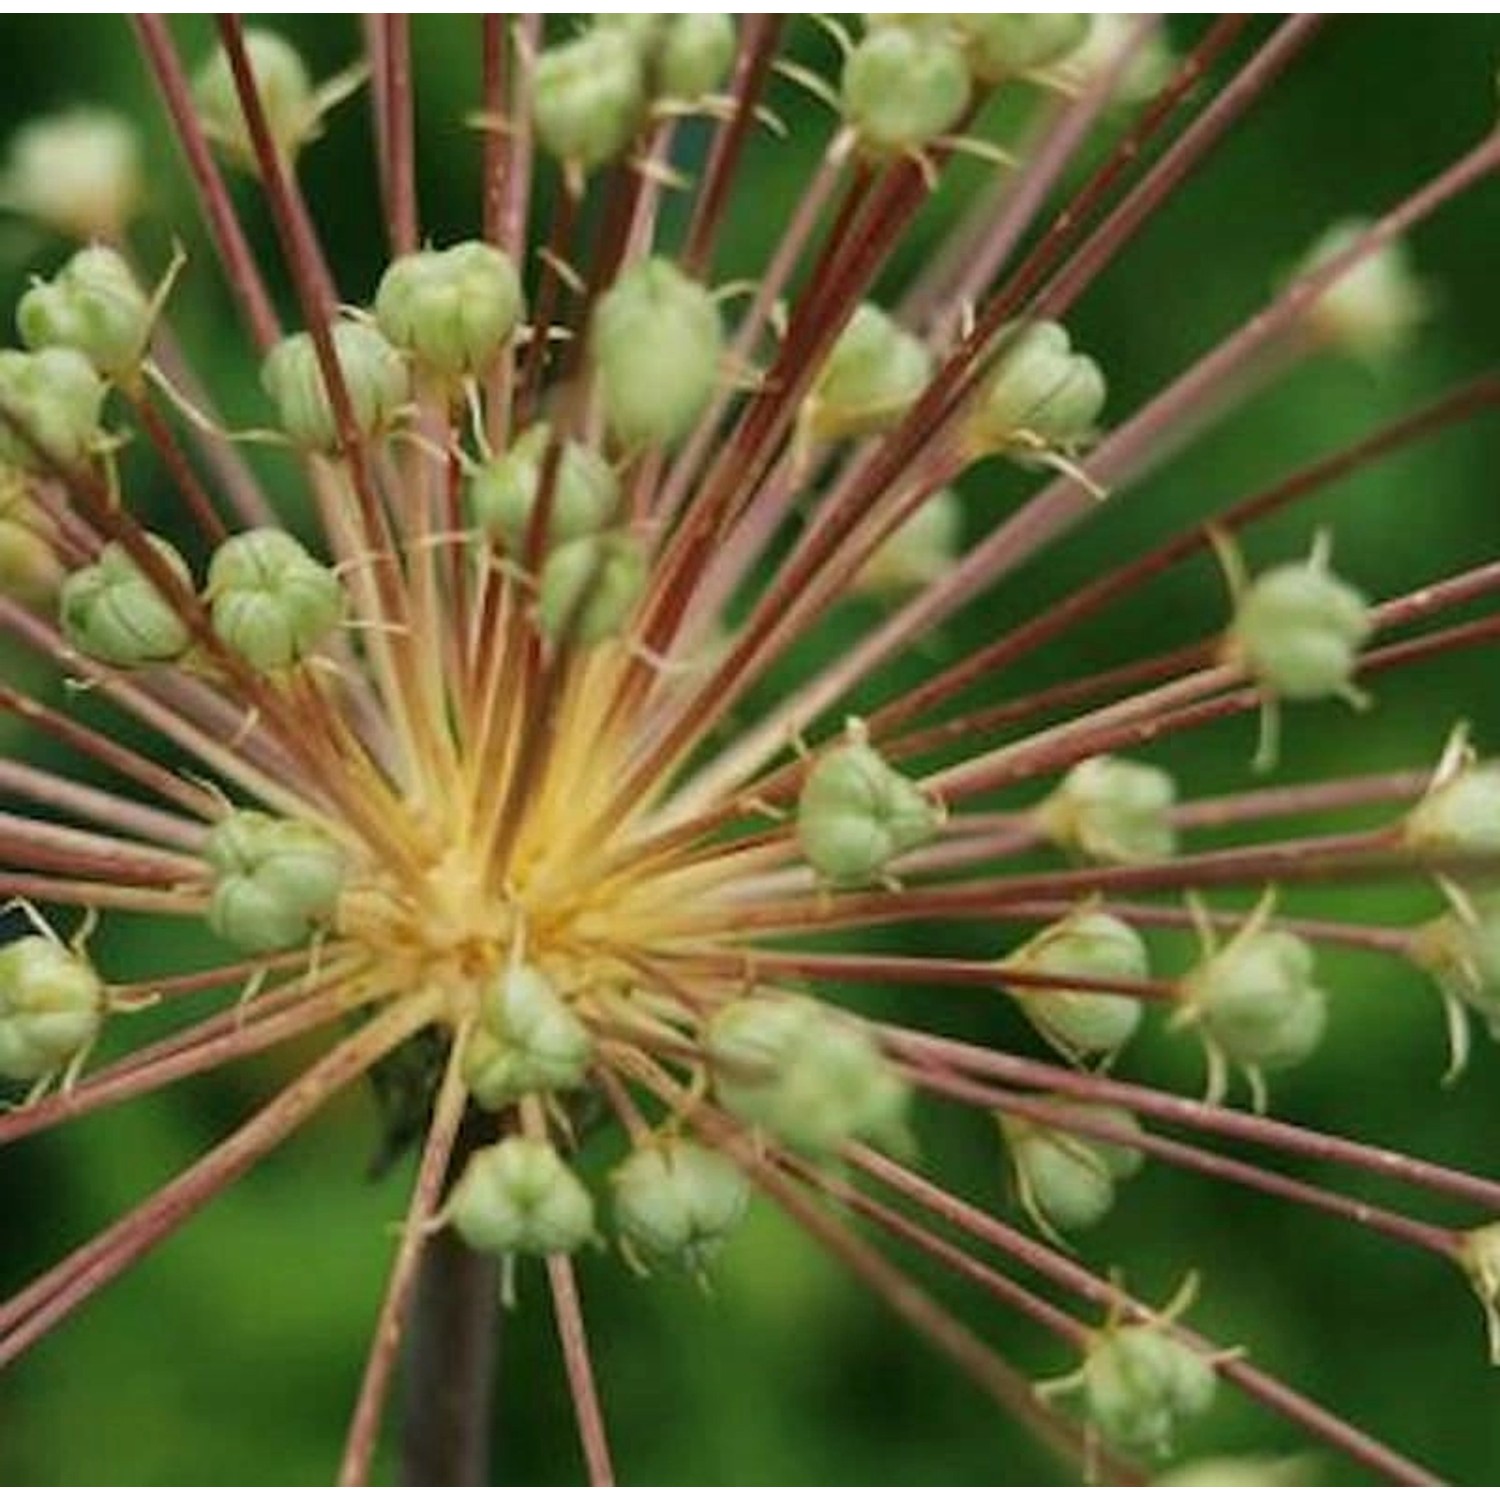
[613,1138,749,1272]
[0,346,106,472]
[0,466,61,604]
[1412,899,1500,1042]
[853,488,962,599]
[536,531,647,646]
[805,302,933,442]
[460,963,593,1108]
[841,27,970,157]
[969,320,1106,457]
[592,258,723,450]
[1401,730,1500,857]
[1083,1324,1217,1453]
[193,29,318,171]
[657,14,736,101]
[1001,1103,1143,1234]
[533,29,648,174]
[1003,907,1148,1061]
[59,535,193,669]
[958,14,1092,80]
[707,993,910,1158]
[0,108,143,240]
[18,246,151,379]
[261,321,409,453]
[447,1135,596,1257]
[374,241,524,380]
[470,424,620,554]
[1296,219,1427,362]
[206,527,344,672]
[0,934,103,1083]
[204,809,347,953]
[1037,755,1177,866]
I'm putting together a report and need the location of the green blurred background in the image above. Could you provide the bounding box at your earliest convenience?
[2,14,1499,1485]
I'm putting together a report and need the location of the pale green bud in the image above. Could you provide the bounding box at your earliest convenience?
[60,535,192,668]
[460,963,593,1108]
[1083,1325,1217,1453]
[853,488,962,599]
[1411,899,1500,1042]
[958,15,1092,81]
[374,241,523,379]
[969,320,1106,456]
[1070,15,1176,106]
[592,258,722,449]
[707,993,911,1158]
[537,531,647,646]
[1002,1103,1143,1234]
[261,321,409,452]
[1038,755,1177,865]
[205,527,345,672]
[0,109,143,241]
[1003,907,1148,1060]
[18,246,151,379]
[657,14,737,102]
[796,723,941,888]
[447,1136,596,1257]
[204,809,347,953]
[613,1138,749,1272]
[1459,1221,1500,1364]
[0,934,103,1083]
[0,466,61,604]
[1229,548,1372,701]
[470,424,619,554]
[842,27,970,157]
[1296,219,1427,362]
[193,29,318,171]
[1402,756,1500,858]
[533,29,648,173]
[805,302,934,442]
[0,346,106,472]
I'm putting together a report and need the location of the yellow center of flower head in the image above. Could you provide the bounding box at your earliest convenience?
[4,11,1500,1490]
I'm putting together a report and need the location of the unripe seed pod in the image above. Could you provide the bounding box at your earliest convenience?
[707,993,910,1158]
[1082,1324,1217,1453]
[193,29,318,171]
[536,531,647,646]
[613,1138,749,1272]
[1459,1221,1500,1364]
[1071,15,1176,107]
[18,246,151,379]
[796,723,942,888]
[853,488,962,599]
[0,934,103,1082]
[1411,899,1500,1042]
[0,346,106,472]
[206,527,344,672]
[592,258,722,450]
[0,108,143,240]
[461,963,593,1108]
[841,27,970,157]
[204,809,347,953]
[60,535,193,668]
[470,424,619,554]
[374,241,523,379]
[0,466,62,604]
[958,15,1092,81]
[1401,734,1500,857]
[657,14,736,102]
[1296,219,1427,362]
[1001,1103,1143,1234]
[969,320,1106,456]
[1228,548,1372,701]
[261,321,409,452]
[805,302,934,442]
[533,29,648,174]
[1002,907,1148,1060]
[447,1135,596,1257]
[1037,755,1177,866]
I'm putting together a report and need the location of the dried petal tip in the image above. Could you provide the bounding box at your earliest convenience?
[841,25,971,158]
[470,423,619,555]
[613,1139,749,1274]
[59,535,193,669]
[1000,1103,1143,1235]
[0,933,103,1084]
[1296,219,1428,362]
[205,527,345,673]
[0,108,142,240]
[460,964,593,1109]
[1457,1223,1500,1364]
[805,301,934,443]
[447,1136,596,1257]
[957,15,1092,82]
[18,246,151,381]
[532,28,648,175]
[1036,754,1177,866]
[969,319,1106,461]
[0,346,107,472]
[1079,1322,1217,1454]
[261,321,409,453]
[204,809,347,954]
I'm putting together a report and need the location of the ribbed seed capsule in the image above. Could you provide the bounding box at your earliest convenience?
[1412,900,1500,1041]
[1401,730,1500,857]
[204,809,347,953]
[193,29,317,170]
[0,108,143,240]
[592,258,722,450]
[1296,219,1427,362]
[532,28,648,175]
[447,1136,596,1257]
[804,302,933,442]
[0,465,62,604]
[853,488,962,598]
[1002,907,1148,1061]
[707,993,910,1158]
[1037,755,1177,866]
[460,964,593,1108]
[958,14,1092,80]
[841,26,970,157]
[1001,1103,1144,1235]
[613,1139,749,1273]
[0,934,103,1083]
[59,535,193,669]
[469,424,619,554]
[18,245,151,380]
[656,14,736,101]
[536,531,647,646]
[261,322,409,452]
[205,527,345,672]
[374,241,523,380]
[1082,1324,1217,1453]
[968,320,1106,457]
[0,346,106,472]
